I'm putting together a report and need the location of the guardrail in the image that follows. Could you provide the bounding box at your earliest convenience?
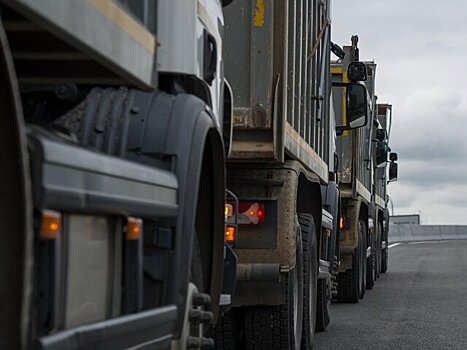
[389,225,467,243]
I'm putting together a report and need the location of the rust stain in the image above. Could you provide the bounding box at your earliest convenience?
[253,0,265,27]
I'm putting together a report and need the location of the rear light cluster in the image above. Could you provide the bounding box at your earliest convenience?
[237,202,265,225]
[224,201,266,245]
[224,203,236,244]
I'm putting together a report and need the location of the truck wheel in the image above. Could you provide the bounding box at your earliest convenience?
[186,235,215,347]
[366,231,375,290]
[212,308,243,350]
[337,220,366,303]
[244,222,304,350]
[315,279,330,333]
[375,225,382,279]
[0,20,34,349]
[381,247,388,273]
[298,214,319,345]
[358,221,367,299]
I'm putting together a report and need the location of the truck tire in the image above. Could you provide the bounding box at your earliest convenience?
[0,20,34,349]
[366,231,376,290]
[337,220,366,303]
[381,247,388,273]
[244,222,304,350]
[212,308,243,350]
[298,214,319,346]
[358,221,367,299]
[375,225,382,279]
[315,279,330,333]
[187,234,215,346]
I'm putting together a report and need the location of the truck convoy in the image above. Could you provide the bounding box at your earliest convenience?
[331,36,398,303]
[0,1,396,350]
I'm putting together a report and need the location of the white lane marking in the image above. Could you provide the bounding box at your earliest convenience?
[388,243,402,249]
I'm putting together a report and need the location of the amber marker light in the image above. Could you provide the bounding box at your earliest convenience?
[225,203,233,218]
[340,216,345,230]
[225,226,236,243]
[40,210,61,240]
[126,217,143,240]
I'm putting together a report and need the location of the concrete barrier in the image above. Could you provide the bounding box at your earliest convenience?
[389,225,467,243]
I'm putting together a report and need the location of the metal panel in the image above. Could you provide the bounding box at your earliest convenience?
[224,0,331,182]
[30,133,178,217]
[39,306,177,350]
[1,0,156,88]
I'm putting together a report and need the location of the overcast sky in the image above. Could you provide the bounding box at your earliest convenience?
[332,0,467,224]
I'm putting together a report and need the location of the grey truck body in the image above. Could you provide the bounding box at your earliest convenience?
[0,1,231,349]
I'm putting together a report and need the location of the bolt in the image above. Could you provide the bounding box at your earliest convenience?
[186,336,201,349]
[131,106,140,114]
[200,311,213,325]
[193,293,211,307]
[189,309,202,322]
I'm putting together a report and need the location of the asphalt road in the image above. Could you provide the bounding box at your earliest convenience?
[315,240,467,350]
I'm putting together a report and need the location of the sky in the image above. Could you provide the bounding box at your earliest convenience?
[332,0,467,224]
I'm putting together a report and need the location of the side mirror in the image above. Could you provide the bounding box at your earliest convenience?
[390,152,398,162]
[376,141,388,167]
[389,162,398,182]
[346,83,368,129]
[348,61,367,82]
[332,82,369,132]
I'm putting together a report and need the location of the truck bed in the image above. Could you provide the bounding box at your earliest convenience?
[224,0,331,183]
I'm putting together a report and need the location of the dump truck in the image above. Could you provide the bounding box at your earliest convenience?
[217,2,369,348]
[373,103,398,274]
[331,36,397,301]
[0,1,236,349]
[331,36,376,301]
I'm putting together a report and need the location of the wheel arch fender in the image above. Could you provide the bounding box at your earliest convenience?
[164,94,226,329]
[127,91,225,336]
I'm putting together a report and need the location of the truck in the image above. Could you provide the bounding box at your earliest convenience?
[0,1,236,349]
[373,103,398,274]
[217,2,370,348]
[331,36,397,302]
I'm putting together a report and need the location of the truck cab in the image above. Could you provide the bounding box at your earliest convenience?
[0,1,233,349]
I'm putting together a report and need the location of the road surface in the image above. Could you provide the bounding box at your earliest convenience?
[315,240,467,350]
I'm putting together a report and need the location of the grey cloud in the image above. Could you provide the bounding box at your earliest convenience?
[333,0,467,224]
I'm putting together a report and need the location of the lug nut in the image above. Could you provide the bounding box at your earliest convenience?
[193,292,211,307]
[187,336,201,349]
[189,309,202,322]
[200,311,214,325]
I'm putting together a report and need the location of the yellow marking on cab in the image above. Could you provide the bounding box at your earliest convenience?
[254,0,265,27]
[331,67,343,74]
[87,0,155,54]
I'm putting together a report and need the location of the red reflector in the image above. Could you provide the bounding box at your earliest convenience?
[237,202,265,224]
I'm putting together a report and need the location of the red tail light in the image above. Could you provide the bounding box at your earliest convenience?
[237,202,265,225]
